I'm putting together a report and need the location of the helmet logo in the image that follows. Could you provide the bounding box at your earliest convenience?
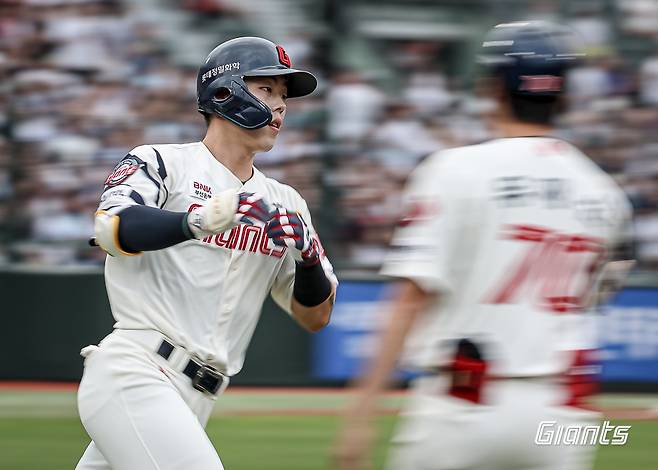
[276,45,291,67]
[519,75,562,92]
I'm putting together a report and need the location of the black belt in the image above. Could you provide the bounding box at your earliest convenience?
[156,339,227,395]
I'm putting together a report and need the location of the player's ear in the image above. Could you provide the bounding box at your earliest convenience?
[475,75,500,99]
[491,76,508,102]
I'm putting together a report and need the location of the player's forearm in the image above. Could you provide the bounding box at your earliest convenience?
[290,262,335,332]
[291,291,334,332]
[94,205,193,256]
[353,280,431,405]
[117,205,194,253]
[590,259,635,307]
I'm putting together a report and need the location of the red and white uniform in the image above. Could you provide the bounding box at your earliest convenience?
[96,142,335,376]
[382,137,631,470]
[76,141,336,470]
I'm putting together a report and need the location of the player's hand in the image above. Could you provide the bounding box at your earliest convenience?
[334,411,375,470]
[265,207,321,265]
[188,190,271,238]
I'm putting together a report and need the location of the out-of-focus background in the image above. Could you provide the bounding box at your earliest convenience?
[1,0,658,469]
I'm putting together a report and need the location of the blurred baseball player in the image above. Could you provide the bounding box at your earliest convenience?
[336,22,633,470]
[75,37,336,470]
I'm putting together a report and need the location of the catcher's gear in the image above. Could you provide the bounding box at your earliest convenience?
[197,37,317,129]
[266,207,321,266]
[477,21,583,98]
[187,190,271,239]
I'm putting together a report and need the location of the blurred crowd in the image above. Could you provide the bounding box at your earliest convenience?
[2,0,658,272]
[0,0,325,265]
[326,2,658,269]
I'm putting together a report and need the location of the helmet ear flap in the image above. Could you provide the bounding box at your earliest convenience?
[214,86,231,102]
[207,79,272,129]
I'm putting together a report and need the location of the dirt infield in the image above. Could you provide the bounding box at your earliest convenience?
[602,407,658,420]
[1,381,656,420]
[0,381,78,391]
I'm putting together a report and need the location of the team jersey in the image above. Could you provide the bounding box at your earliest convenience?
[381,137,632,377]
[97,141,337,376]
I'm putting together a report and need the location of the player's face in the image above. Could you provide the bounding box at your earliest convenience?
[245,76,288,151]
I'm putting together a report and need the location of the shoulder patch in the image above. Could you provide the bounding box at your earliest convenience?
[104,155,143,188]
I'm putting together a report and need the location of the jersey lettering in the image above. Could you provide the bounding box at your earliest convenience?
[492,176,568,208]
[199,224,285,258]
[186,203,286,257]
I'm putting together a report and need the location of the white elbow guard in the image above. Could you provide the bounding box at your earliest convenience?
[94,210,141,257]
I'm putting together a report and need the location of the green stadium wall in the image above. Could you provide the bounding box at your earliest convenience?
[0,269,311,385]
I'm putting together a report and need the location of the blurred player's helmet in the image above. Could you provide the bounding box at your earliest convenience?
[477,21,583,123]
[478,21,582,97]
[197,37,317,129]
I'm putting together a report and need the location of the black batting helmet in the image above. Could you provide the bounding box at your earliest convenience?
[197,37,317,129]
[477,21,583,98]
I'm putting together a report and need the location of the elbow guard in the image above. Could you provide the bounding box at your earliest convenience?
[94,209,141,257]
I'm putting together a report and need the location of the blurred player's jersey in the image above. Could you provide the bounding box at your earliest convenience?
[97,142,336,376]
[381,137,631,377]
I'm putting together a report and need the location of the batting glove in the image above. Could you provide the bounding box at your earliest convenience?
[187,190,271,239]
[266,207,321,266]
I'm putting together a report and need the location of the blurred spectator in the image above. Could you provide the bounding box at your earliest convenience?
[617,0,658,36]
[639,45,658,106]
[2,0,658,275]
[567,4,613,55]
[0,0,325,266]
[567,58,613,108]
[368,101,444,172]
[327,71,385,143]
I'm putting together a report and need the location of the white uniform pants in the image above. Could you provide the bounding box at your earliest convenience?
[75,329,227,470]
[386,376,600,470]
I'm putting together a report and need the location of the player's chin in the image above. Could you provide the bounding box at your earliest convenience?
[254,132,277,152]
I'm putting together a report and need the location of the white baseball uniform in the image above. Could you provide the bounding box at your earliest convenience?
[76,141,336,470]
[381,137,631,470]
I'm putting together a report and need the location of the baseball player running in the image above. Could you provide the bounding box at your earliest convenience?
[75,37,337,470]
[336,22,633,470]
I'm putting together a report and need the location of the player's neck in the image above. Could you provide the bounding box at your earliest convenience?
[491,101,554,138]
[202,128,256,182]
[494,119,553,138]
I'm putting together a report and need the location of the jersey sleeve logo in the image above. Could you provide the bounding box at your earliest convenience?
[104,156,142,187]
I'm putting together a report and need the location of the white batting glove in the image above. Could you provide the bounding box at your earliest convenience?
[187,190,271,239]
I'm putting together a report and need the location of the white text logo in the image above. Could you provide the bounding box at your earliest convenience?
[535,420,630,446]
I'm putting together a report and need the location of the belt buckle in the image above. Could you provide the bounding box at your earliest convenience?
[192,363,224,395]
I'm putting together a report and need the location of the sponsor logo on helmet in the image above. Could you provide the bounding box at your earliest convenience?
[519,75,562,92]
[104,157,141,187]
[201,62,241,83]
[276,45,291,67]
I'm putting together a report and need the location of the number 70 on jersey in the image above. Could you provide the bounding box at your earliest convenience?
[485,224,607,314]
